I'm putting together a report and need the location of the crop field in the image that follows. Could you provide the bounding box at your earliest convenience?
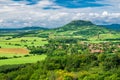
[0,48,29,54]
[0,54,47,66]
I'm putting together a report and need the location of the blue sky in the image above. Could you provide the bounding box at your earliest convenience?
[13,0,106,8]
[0,0,120,28]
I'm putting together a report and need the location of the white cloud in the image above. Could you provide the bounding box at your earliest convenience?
[0,19,3,23]
[102,11,108,16]
[0,0,120,28]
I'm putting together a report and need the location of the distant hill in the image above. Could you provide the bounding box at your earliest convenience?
[99,24,120,31]
[56,20,95,31]
[0,27,49,37]
[54,20,114,38]
[0,27,48,31]
[65,20,94,27]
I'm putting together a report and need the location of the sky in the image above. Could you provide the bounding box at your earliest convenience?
[0,0,120,28]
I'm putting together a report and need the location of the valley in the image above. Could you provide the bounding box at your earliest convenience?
[0,20,120,80]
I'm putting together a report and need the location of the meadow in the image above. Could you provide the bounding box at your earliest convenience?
[0,37,48,48]
[0,54,47,66]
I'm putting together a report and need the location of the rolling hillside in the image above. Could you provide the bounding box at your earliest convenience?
[0,27,48,31]
[0,27,48,37]
[52,20,120,40]
[1,20,120,40]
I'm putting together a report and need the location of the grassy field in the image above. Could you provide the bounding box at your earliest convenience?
[0,53,25,57]
[0,54,47,66]
[89,33,120,41]
[0,37,48,48]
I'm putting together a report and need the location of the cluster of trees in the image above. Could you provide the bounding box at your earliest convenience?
[0,56,8,60]
[0,53,120,80]
[105,38,120,41]
[48,38,88,43]
[29,38,120,55]
[0,55,30,60]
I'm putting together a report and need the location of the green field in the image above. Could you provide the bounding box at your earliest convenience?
[0,37,48,48]
[0,53,25,57]
[0,54,47,66]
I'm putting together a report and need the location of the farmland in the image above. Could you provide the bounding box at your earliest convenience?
[0,48,29,54]
[0,54,47,66]
[0,36,48,66]
[0,37,48,48]
[1,37,120,79]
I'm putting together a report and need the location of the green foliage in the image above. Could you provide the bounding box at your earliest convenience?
[1,53,120,80]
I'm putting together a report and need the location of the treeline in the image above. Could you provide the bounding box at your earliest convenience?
[48,38,88,43]
[104,38,120,41]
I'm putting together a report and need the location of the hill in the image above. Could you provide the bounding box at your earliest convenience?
[0,27,48,36]
[0,27,48,32]
[99,24,120,31]
[53,20,118,40]
[56,20,94,31]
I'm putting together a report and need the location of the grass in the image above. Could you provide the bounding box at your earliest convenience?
[89,33,120,41]
[0,54,47,66]
[0,53,25,57]
[0,37,48,48]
